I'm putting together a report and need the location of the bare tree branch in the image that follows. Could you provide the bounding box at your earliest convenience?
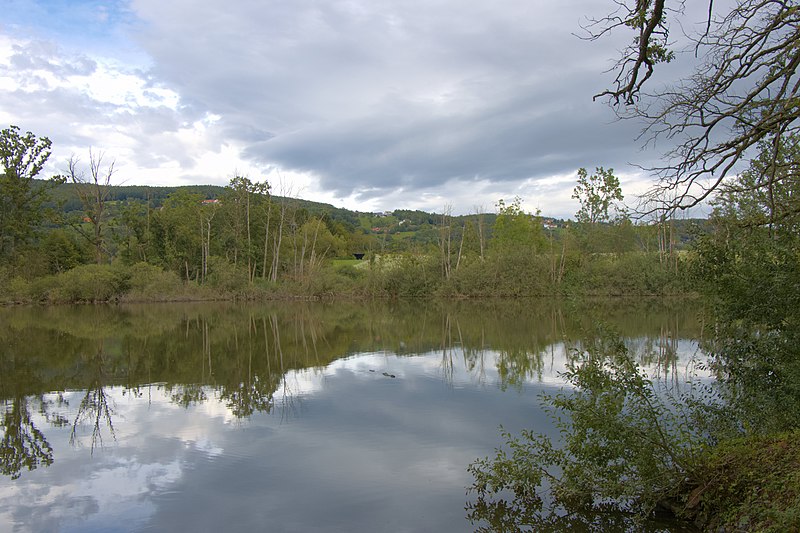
[591,1,800,216]
[67,149,116,263]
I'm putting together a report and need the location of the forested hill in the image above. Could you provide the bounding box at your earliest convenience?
[36,179,707,244]
[37,178,501,236]
[42,180,342,217]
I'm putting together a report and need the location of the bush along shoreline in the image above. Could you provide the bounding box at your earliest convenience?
[0,251,690,305]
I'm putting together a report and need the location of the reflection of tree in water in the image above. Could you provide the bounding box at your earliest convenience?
[271,313,303,422]
[467,497,681,533]
[466,328,705,532]
[0,396,54,479]
[439,314,460,385]
[435,304,698,390]
[69,343,116,454]
[40,393,71,428]
[456,305,570,390]
[214,313,306,420]
[0,299,705,422]
[168,384,207,408]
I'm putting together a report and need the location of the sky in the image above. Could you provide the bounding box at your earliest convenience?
[0,0,713,218]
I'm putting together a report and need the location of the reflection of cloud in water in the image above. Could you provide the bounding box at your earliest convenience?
[0,337,709,532]
[281,338,709,396]
[0,454,182,531]
[0,387,234,531]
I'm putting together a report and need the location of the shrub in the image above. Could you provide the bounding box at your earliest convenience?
[382,254,440,297]
[688,431,800,532]
[125,262,182,300]
[6,276,30,303]
[206,256,249,295]
[50,264,127,303]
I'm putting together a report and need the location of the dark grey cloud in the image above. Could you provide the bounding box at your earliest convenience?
[243,74,642,200]
[125,0,654,210]
[1,0,720,214]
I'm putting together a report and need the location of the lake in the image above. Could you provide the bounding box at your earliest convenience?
[0,299,704,532]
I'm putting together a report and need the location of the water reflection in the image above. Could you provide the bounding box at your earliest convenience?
[0,299,704,531]
[69,342,116,454]
[1,396,53,479]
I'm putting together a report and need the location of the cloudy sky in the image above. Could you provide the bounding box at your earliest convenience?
[0,0,710,217]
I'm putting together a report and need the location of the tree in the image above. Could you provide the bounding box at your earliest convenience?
[42,229,85,273]
[438,204,453,279]
[151,190,204,281]
[221,174,270,281]
[1,397,54,479]
[714,134,800,238]
[116,199,152,264]
[491,197,544,253]
[67,150,116,264]
[0,126,62,262]
[572,167,625,225]
[589,1,800,215]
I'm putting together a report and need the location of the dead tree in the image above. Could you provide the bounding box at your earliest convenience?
[67,150,115,264]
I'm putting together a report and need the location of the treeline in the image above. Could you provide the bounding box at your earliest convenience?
[0,298,702,402]
[1,126,695,303]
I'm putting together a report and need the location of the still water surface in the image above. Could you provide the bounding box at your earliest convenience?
[0,299,704,532]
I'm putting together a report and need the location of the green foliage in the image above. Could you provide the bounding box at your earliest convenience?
[562,252,686,296]
[4,264,124,304]
[689,136,800,436]
[572,167,625,225]
[713,134,800,237]
[0,125,63,262]
[381,253,440,298]
[691,230,800,435]
[150,190,204,279]
[41,229,86,273]
[124,262,183,301]
[206,256,249,294]
[491,197,544,254]
[467,328,704,530]
[50,264,129,303]
[288,263,361,298]
[686,431,800,532]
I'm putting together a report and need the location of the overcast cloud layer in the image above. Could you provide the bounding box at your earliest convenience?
[0,0,707,217]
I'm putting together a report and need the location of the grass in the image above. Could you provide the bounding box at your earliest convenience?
[685,430,800,532]
[331,258,366,270]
